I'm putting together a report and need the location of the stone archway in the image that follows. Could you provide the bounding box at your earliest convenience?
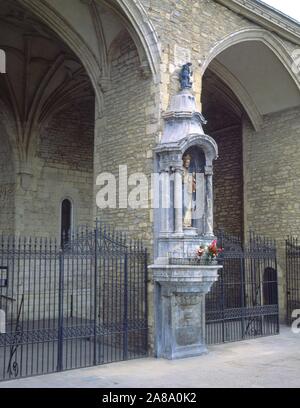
[18,0,102,112]
[100,0,160,81]
[18,0,160,93]
[202,28,300,132]
[0,0,96,236]
[201,29,300,238]
[201,29,300,322]
[202,27,300,87]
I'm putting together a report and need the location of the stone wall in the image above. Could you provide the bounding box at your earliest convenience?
[244,106,300,320]
[39,102,94,172]
[94,31,158,251]
[213,125,244,236]
[144,0,259,110]
[14,101,95,238]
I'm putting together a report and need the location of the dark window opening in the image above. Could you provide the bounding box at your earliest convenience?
[61,199,72,248]
[263,267,278,305]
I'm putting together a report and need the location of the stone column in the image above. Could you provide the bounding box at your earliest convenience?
[173,167,183,235]
[160,169,171,234]
[205,166,214,237]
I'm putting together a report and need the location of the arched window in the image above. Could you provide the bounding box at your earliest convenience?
[61,199,72,248]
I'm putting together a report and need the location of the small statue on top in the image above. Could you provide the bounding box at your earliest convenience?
[179,62,193,90]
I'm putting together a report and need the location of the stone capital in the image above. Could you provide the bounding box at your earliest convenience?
[170,166,183,175]
[98,76,111,93]
[159,166,171,174]
[204,165,213,176]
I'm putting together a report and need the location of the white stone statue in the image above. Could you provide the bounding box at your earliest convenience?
[205,169,214,236]
[182,154,196,228]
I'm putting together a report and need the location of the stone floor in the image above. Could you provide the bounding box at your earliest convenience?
[1,326,299,388]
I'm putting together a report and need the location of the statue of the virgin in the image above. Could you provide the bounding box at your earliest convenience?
[182,153,196,228]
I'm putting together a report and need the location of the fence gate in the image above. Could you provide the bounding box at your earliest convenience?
[286,237,300,325]
[206,232,279,345]
[0,223,148,382]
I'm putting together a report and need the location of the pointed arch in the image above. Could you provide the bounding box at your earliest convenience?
[208,59,263,131]
[102,0,160,81]
[202,28,300,91]
[18,0,160,91]
[18,0,104,112]
[202,28,300,131]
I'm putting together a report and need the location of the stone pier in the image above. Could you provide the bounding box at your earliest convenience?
[150,264,222,359]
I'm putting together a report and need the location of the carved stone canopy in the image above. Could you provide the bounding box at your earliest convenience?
[155,134,218,171]
[157,86,217,168]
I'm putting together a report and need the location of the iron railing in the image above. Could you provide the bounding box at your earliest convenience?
[0,222,148,382]
[206,231,279,345]
[286,237,300,325]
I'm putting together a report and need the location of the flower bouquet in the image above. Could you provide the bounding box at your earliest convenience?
[196,240,223,265]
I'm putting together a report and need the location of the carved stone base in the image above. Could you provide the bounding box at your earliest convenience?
[150,264,222,360]
[183,227,198,236]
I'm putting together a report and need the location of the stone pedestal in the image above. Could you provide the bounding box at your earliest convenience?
[150,264,222,360]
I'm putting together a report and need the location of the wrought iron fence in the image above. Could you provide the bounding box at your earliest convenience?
[286,237,300,326]
[0,222,148,382]
[205,231,279,345]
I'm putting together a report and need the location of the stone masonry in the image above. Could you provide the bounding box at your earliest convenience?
[1,0,300,347]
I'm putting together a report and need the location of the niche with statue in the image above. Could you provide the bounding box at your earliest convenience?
[181,147,206,234]
[154,68,218,263]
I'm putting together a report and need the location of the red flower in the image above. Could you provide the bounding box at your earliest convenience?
[208,240,222,258]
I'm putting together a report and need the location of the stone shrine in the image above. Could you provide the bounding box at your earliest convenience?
[150,64,222,360]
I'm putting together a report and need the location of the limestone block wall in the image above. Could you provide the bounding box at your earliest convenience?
[94,32,159,251]
[143,0,258,110]
[243,106,300,320]
[14,101,95,238]
[213,126,244,236]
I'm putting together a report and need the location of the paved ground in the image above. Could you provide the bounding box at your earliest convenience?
[1,326,299,388]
